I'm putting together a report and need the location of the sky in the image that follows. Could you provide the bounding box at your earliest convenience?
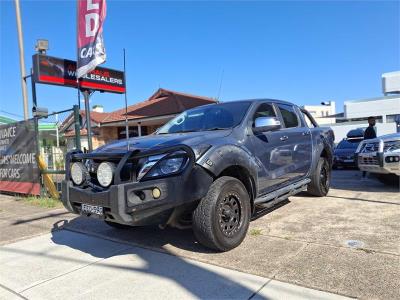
[0,0,399,119]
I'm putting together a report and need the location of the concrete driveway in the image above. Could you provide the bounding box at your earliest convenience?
[0,230,348,300]
[0,170,399,299]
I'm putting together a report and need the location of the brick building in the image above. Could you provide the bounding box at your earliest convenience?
[62,88,216,150]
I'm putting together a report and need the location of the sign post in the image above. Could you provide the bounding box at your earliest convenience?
[82,90,93,151]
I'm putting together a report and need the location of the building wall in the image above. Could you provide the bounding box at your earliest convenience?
[344,96,400,122]
[303,102,336,125]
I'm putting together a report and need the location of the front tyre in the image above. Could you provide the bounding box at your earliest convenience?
[307,157,331,196]
[192,176,251,252]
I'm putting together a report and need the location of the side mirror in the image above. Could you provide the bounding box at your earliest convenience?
[253,117,281,133]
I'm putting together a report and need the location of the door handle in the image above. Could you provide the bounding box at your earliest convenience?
[302,131,311,136]
[280,135,289,141]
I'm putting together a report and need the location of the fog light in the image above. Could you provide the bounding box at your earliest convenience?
[152,188,161,199]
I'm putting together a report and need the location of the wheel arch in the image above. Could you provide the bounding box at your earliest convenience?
[218,165,257,213]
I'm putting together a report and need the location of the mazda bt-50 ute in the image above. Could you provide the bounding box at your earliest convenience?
[62,99,334,251]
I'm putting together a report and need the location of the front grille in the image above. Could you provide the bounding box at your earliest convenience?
[361,142,379,153]
[358,156,378,165]
[339,155,354,160]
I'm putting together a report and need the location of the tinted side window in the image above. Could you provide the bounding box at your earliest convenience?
[277,104,299,128]
[253,103,276,124]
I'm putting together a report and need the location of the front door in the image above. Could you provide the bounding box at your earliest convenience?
[248,102,293,194]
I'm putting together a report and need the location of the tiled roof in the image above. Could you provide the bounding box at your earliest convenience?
[63,88,216,130]
[64,128,88,137]
[102,88,216,124]
[80,110,109,124]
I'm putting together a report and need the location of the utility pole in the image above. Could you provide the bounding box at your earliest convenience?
[14,0,29,120]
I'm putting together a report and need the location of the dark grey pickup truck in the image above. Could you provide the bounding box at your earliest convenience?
[62,99,334,251]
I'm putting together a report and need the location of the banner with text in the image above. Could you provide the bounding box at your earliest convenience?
[32,54,125,93]
[77,0,107,78]
[0,120,40,195]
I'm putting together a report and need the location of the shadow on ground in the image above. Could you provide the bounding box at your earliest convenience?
[49,226,264,299]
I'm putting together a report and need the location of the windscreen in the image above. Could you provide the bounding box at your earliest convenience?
[157,101,251,134]
[337,140,360,149]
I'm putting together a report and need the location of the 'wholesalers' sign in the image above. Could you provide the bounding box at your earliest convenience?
[0,120,40,195]
[32,54,125,94]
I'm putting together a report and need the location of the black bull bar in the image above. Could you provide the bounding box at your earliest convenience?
[65,144,196,185]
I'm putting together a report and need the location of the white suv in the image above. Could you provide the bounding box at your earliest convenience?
[356,133,400,182]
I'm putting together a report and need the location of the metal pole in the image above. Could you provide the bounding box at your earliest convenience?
[83,90,93,152]
[123,48,129,150]
[30,68,37,108]
[55,113,59,148]
[14,0,29,120]
[73,105,81,150]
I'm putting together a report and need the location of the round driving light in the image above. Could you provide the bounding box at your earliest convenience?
[70,162,86,185]
[152,188,161,199]
[97,162,115,187]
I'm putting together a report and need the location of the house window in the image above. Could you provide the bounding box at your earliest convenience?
[117,126,148,139]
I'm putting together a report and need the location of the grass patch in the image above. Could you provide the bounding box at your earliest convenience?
[18,196,62,209]
[250,228,262,236]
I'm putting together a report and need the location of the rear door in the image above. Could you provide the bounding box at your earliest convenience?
[275,103,312,180]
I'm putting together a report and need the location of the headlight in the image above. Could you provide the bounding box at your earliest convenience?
[159,157,184,174]
[70,162,87,185]
[137,152,188,180]
[97,162,115,187]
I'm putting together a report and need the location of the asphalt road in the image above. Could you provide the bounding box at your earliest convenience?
[0,170,399,299]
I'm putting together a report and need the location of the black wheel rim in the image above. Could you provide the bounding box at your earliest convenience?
[320,160,330,193]
[218,192,241,237]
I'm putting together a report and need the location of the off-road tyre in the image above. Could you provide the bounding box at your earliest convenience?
[104,220,132,229]
[307,157,331,196]
[192,176,251,252]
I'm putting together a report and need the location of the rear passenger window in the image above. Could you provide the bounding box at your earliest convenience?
[277,104,299,128]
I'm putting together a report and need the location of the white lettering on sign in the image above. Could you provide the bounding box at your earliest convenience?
[80,46,95,59]
[87,0,99,11]
[85,13,99,37]
[0,126,16,139]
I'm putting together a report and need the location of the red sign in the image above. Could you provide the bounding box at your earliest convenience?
[77,0,107,78]
[33,54,125,94]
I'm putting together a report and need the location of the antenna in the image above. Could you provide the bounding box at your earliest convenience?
[123,48,129,150]
[217,69,224,101]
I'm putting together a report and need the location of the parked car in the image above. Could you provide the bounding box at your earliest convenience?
[333,138,362,169]
[62,99,334,251]
[356,133,400,185]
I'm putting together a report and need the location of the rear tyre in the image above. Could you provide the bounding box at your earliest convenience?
[307,157,331,197]
[192,176,251,252]
[104,220,132,229]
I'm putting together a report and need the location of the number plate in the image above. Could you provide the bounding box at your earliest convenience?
[81,203,103,215]
[344,159,354,163]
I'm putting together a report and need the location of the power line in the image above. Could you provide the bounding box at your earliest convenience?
[0,110,24,119]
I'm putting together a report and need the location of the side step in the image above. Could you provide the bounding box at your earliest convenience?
[254,178,311,207]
